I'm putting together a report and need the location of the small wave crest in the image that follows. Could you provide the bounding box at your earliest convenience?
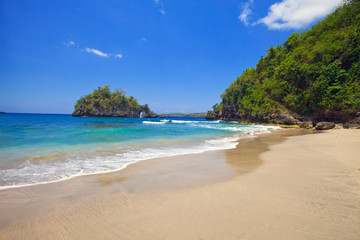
[171,120,220,124]
[0,120,281,190]
[143,121,166,125]
[0,134,241,190]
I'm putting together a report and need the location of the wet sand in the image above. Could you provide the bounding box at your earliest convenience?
[0,129,359,239]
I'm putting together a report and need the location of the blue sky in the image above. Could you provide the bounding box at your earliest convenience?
[0,0,342,114]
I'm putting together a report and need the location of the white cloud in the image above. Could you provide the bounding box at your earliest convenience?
[154,0,165,15]
[84,48,109,57]
[66,41,123,59]
[239,0,254,26]
[256,0,343,30]
[64,40,76,47]
[141,37,148,42]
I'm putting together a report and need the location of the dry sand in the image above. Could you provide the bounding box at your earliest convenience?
[0,129,359,240]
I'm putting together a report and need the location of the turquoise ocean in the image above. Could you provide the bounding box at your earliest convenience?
[0,113,280,190]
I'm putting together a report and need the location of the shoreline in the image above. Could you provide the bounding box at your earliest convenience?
[1,128,359,239]
[0,125,280,191]
[0,128,302,224]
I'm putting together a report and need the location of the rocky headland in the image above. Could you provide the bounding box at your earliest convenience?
[206,1,360,130]
[72,85,158,118]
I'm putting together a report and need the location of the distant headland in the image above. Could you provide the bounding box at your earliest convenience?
[72,85,158,118]
[162,113,206,118]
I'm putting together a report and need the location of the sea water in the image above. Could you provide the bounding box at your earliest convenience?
[0,113,280,190]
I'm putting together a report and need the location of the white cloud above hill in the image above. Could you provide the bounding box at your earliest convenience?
[240,0,343,30]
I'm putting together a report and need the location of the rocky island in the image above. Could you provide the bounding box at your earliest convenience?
[206,0,360,129]
[72,85,158,118]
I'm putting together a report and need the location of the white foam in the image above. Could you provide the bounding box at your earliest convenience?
[194,123,281,133]
[0,134,242,190]
[143,121,166,124]
[171,120,201,124]
[0,121,281,190]
[171,120,220,124]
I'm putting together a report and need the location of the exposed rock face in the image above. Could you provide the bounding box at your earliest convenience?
[315,122,336,130]
[205,99,298,125]
[72,104,158,118]
[344,117,360,129]
[206,99,360,128]
[141,109,158,118]
[206,110,298,125]
[299,121,314,129]
[205,111,218,120]
[72,86,159,118]
[313,110,357,123]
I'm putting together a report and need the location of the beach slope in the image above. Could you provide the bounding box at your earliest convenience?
[0,129,359,240]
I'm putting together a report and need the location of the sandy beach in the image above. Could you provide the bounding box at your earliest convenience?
[0,128,359,240]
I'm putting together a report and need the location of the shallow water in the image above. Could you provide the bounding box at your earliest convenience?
[0,113,280,189]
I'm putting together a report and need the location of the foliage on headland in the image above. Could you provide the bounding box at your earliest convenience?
[72,85,158,117]
[208,0,360,124]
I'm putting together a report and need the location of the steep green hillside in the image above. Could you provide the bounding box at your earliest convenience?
[72,85,157,117]
[209,0,360,124]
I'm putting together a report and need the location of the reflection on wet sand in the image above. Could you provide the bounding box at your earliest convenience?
[92,128,315,193]
[225,128,315,173]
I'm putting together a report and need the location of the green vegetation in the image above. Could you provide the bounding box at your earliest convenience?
[74,85,141,113]
[72,85,158,118]
[215,0,360,119]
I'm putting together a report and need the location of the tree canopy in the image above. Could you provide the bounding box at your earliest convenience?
[74,85,141,113]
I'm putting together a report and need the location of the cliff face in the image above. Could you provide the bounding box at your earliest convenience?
[72,104,157,117]
[206,99,298,125]
[207,1,360,128]
[72,86,158,118]
[206,97,360,127]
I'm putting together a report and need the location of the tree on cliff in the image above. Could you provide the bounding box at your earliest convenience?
[72,85,158,117]
[210,0,360,123]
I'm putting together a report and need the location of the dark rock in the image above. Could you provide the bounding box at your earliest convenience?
[141,109,159,118]
[210,98,300,125]
[299,121,314,129]
[266,112,298,125]
[233,112,298,125]
[72,103,158,118]
[335,123,344,129]
[344,117,360,129]
[314,109,357,123]
[205,111,218,120]
[315,122,336,130]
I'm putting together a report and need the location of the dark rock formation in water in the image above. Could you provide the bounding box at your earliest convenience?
[72,104,157,118]
[72,86,158,118]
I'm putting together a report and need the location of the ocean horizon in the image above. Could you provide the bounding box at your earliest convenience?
[0,113,280,190]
